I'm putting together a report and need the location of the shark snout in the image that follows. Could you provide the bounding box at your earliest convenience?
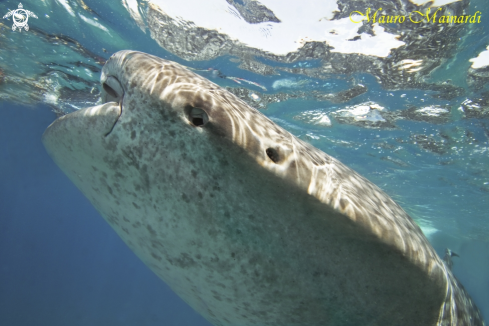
[42,102,122,161]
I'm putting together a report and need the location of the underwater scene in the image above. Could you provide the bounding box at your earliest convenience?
[1,0,488,325]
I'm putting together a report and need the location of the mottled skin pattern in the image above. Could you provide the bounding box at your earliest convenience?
[42,51,484,326]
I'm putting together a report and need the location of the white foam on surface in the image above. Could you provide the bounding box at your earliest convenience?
[56,0,75,17]
[149,0,405,57]
[469,46,489,69]
[122,0,146,31]
[315,114,332,126]
[43,93,59,105]
[78,13,110,33]
[323,18,405,57]
[416,106,449,116]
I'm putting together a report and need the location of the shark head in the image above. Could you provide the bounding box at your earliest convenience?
[42,51,484,326]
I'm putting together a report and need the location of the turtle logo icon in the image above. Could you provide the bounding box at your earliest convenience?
[3,3,38,32]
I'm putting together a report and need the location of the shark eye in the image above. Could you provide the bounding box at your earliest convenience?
[187,107,209,127]
[266,148,280,163]
[102,76,124,103]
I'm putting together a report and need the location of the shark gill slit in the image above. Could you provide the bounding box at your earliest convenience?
[104,96,123,137]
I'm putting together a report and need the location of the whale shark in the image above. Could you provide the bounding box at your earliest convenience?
[42,51,485,326]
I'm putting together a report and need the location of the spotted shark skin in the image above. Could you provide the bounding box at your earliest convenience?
[42,51,485,326]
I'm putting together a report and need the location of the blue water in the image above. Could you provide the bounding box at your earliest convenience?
[1,0,489,325]
[0,102,212,326]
